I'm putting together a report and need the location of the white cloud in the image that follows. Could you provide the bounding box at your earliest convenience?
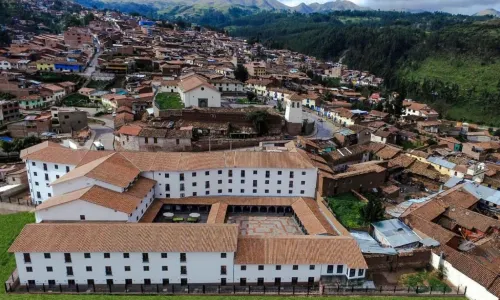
[277,0,500,14]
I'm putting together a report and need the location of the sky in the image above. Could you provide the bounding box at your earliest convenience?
[277,0,500,15]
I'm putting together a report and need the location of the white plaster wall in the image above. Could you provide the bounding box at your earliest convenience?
[285,100,302,123]
[143,167,317,199]
[183,87,221,108]
[35,200,128,223]
[16,251,235,285]
[27,160,76,204]
[430,253,498,300]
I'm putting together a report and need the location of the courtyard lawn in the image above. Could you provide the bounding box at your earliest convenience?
[0,212,35,292]
[327,192,367,229]
[62,94,96,108]
[400,270,452,293]
[155,92,184,110]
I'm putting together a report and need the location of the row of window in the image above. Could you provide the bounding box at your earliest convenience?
[25,252,200,263]
[173,170,306,181]
[27,277,313,287]
[161,188,306,198]
[169,179,305,191]
[31,162,71,173]
[27,265,193,275]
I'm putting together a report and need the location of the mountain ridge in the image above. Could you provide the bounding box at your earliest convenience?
[474,8,500,17]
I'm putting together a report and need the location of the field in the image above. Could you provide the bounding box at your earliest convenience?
[155,93,184,110]
[0,212,35,292]
[62,94,97,108]
[327,193,366,229]
[403,56,500,94]
[401,55,500,126]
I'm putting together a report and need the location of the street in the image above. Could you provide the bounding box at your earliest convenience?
[303,110,340,139]
[78,107,115,151]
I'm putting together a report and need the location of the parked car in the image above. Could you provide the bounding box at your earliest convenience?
[93,141,105,150]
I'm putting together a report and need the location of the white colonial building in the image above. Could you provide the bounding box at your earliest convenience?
[11,141,368,289]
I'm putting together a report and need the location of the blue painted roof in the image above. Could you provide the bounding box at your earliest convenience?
[427,156,457,170]
[0,136,13,142]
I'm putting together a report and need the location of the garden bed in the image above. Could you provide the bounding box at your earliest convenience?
[327,192,367,229]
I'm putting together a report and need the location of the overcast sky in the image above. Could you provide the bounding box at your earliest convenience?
[278,0,500,14]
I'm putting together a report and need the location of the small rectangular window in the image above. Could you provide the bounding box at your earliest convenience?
[162,266,168,271]
[180,266,187,275]
[309,265,315,270]
[258,265,264,271]
[276,265,281,270]
[47,266,53,272]
[228,170,233,177]
[143,266,149,271]
[240,265,246,271]
[86,266,92,272]
[265,170,270,178]
[44,253,51,259]
[161,253,168,258]
[26,266,33,272]
[123,253,129,258]
[275,277,281,286]
[125,266,131,271]
[293,265,298,270]
[64,253,71,263]
[241,170,245,177]
[180,253,186,262]
[104,253,110,258]
[142,253,149,263]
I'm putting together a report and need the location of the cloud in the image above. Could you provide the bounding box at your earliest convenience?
[277,0,500,14]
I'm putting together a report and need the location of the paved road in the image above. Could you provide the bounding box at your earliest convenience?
[79,108,115,151]
[303,110,340,139]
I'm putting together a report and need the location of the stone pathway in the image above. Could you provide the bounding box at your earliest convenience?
[227,215,303,236]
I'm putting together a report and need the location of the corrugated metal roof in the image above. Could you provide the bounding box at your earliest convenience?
[372,219,421,248]
[428,156,456,170]
[350,230,397,255]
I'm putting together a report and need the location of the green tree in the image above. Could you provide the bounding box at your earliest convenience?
[234,64,249,82]
[246,111,269,136]
[360,198,385,224]
[12,136,42,153]
[1,141,14,158]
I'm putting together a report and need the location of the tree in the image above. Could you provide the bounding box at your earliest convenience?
[12,136,42,153]
[234,64,249,82]
[246,111,269,136]
[360,197,385,224]
[246,91,256,102]
[1,141,14,159]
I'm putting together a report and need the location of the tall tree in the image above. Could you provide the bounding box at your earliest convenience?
[360,198,385,224]
[234,64,249,82]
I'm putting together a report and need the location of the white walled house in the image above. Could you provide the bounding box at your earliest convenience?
[209,79,244,93]
[178,74,221,108]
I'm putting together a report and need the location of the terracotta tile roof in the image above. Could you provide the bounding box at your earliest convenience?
[411,198,447,221]
[37,177,155,214]
[86,153,140,188]
[76,151,115,167]
[443,205,500,232]
[125,177,156,198]
[117,125,142,136]
[388,154,416,168]
[375,145,401,160]
[234,236,367,268]
[9,223,239,253]
[207,202,228,224]
[404,215,456,245]
[24,147,88,165]
[178,74,216,92]
[20,141,61,159]
[439,189,478,209]
[405,160,441,180]
[291,198,336,235]
[23,146,316,172]
[332,164,385,180]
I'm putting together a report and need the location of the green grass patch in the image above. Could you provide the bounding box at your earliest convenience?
[327,193,366,229]
[86,80,112,90]
[62,94,97,108]
[0,212,35,293]
[402,55,500,94]
[400,270,452,293]
[155,92,184,110]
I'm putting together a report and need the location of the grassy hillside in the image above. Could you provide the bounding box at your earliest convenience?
[402,56,500,93]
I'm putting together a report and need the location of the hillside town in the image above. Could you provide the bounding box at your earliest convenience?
[0,3,500,300]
